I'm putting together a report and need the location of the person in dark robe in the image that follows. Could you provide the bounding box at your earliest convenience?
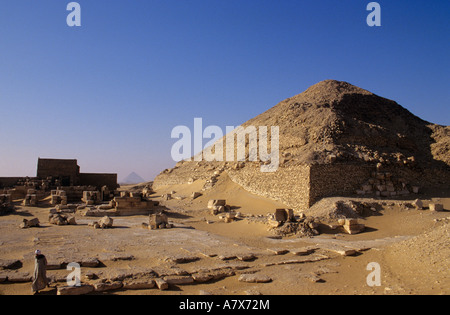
[31,250,48,294]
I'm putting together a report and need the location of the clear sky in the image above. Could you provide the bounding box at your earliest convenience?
[0,0,449,181]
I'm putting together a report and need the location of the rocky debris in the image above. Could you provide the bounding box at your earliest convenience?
[262,254,330,267]
[155,278,169,290]
[429,203,444,212]
[19,218,40,229]
[330,247,358,256]
[98,216,113,228]
[148,213,172,229]
[339,219,365,235]
[308,199,382,222]
[267,248,289,255]
[22,190,38,206]
[57,284,94,296]
[165,255,200,264]
[163,275,194,285]
[270,219,320,237]
[80,258,101,268]
[208,200,226,208]
[217,211,238,223]
[93,281,123,292]
[202,174,219,191]
[49,213,77,226]
[264,209,320,237]
[291,247,317,256]
[208,199,230,215]
[0,259,22,270]
[50,190,68,206]
[122,279,156,290]
[236,253,256,261]
[191,192,202,199]
[274,209,295,223]
[88,216,113,229]
[238,274,272,283]
[82,191,101,206]
[413,199,424,210]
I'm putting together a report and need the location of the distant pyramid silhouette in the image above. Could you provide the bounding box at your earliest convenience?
[121,172,145,184]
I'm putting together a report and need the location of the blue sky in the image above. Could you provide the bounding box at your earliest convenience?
[0,0,449,181]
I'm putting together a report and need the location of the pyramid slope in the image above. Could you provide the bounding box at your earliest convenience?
[242,80,443,167]
[154,80,449,209]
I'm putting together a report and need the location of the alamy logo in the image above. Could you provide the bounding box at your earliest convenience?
[171,118,280,172]
[66,2,81,27]
[366,262,381,287]
[66,262,81,287]
[366,2,381,27]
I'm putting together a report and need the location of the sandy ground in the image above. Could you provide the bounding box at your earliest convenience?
[0,176,449,295]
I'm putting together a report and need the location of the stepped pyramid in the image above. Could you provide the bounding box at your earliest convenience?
[154,80,450,209]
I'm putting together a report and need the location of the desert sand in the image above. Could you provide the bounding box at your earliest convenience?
[0,173,448,295]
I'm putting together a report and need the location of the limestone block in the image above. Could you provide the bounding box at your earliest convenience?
[429,203,444,212]
[207,200,226,209]
[57,285,94,295]
[149,213,169,229]
[413,199,423,210]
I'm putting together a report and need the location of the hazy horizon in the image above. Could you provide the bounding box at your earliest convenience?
[1,1,449,181]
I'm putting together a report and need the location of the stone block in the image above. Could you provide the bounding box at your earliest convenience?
[413,199,423,210]
[164,275,194,285]
[207,200,226,209]
[93,281,123,292]
[343,223,365,235]
[238,274,272,283]
[123,279,155,290]
[429,203,444,212]
[57,285,94,296]
[149,213,169,229]
[155,278,169,290]
[275,209,288,222]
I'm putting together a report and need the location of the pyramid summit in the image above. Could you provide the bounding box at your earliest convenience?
[154,80,449,209]
[243,79,436,166]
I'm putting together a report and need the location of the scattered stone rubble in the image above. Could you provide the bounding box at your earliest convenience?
[88,216,114,229]
[429,203,444,212]
[49,213,77,226]
[50,190,68,206]
[19,218,40,229]
[266,209,320,237]
[81,191,101,205]
[208,199,227,215]
[147,213,173,229]
[22,189,39,206]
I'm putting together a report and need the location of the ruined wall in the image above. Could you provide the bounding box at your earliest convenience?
[0,177,28,189]
[78,173,118,190]
[153,161,223,188]
[227,163,311,210]
[308,164,373,206]
[37,158,79,183]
